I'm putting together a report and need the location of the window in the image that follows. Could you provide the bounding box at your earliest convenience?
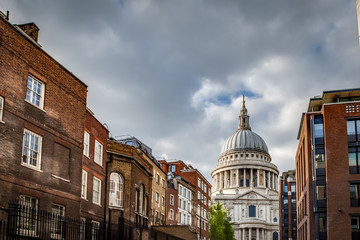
[81,170,87,199]
[0,96,4,122]
[83,131,90,157]
[273,217,277,222]
[18,195,38,234]
[170,165,176,172]
[198,178,201,187]
[156,192,159,203]
[179,185,183,196]
[198,191,200,200]
[249,205,256,217]
[170,194,174,206]
[170,209,174,220]
[80,218,86,240]
[162,179,165,188]
[352,216,360,240]
[291,183,296,192]
[316,185,326,200]
[93,177,101,205]
[348,119,360,174]
[91,221,100,240]
[156,174,159,183]
[155,211,159,224]
[94,140,103,166]
[51,204,65,239]
[351,183,360,207]
[26,75,45,109]
[109,172,124,207]
[22,129,42,170]
[162,196,165,206]
[204,186,207,194]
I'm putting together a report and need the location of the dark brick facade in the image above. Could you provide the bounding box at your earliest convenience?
[0,15,87,219]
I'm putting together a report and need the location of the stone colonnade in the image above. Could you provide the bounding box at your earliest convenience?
[237,227,269,240]
[213,168,278,191]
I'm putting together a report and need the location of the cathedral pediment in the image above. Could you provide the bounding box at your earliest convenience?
[236,190,269,200]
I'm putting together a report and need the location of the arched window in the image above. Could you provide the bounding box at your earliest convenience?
[249,205,256,217]
[273,232,278,240]
[273,217,277,222]
[109,172,124,207]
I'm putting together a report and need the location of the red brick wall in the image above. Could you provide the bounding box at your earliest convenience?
[81,111,109,221]
[323,103,360,240]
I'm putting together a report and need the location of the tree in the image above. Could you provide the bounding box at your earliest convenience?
[208,202,235,240]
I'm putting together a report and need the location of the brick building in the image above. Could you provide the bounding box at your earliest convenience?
[0,11,87,234]
[81,109,109,236]
[116,136,167,226]
[296,89,360,240]
[279,170,296,240]
[165,172,196,228]
[159,159,211,240]
[106,139,153,240]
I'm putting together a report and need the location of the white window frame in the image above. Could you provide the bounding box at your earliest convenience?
[91,221,100,240]
[80,218,86,240]
[170,209,174,220]
[26,75,45,109]
[94,140,103,166]
[156,174,159,183]
[0,96,4,122]
[18,195,38,235]
[156,192,159,203]
[81,170,87,200]
[22,129,42,170]
[109,172,124,208]
[170,194,174,206]
[198,178,201,187]
[51,204,65,239]
[83,131,90,157]
[92,177,101,206]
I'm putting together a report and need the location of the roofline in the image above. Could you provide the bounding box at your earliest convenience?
[1,15,88,88]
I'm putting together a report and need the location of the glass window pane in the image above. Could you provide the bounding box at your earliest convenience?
[348,121,356,135]
[314,124,324,138]
[349,153,357,167]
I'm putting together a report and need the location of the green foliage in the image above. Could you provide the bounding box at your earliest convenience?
[208,202,235,240]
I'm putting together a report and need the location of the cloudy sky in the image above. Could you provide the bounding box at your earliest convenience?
[1,0,360,182]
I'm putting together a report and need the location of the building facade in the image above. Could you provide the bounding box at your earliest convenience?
[0,13,87,235]
[296,89,360,240]
[279,170,296,240]
[106,140,153,240]
[116,136,167,226]
[211,99,279,240]
[165,172,196,228]
[159,159,211,240]
[81,109,109,237]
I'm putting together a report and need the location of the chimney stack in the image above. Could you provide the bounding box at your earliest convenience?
[17,23,39,42]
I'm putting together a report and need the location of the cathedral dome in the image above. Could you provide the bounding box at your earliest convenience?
[220,97,269,155]
[221,129,269,154]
